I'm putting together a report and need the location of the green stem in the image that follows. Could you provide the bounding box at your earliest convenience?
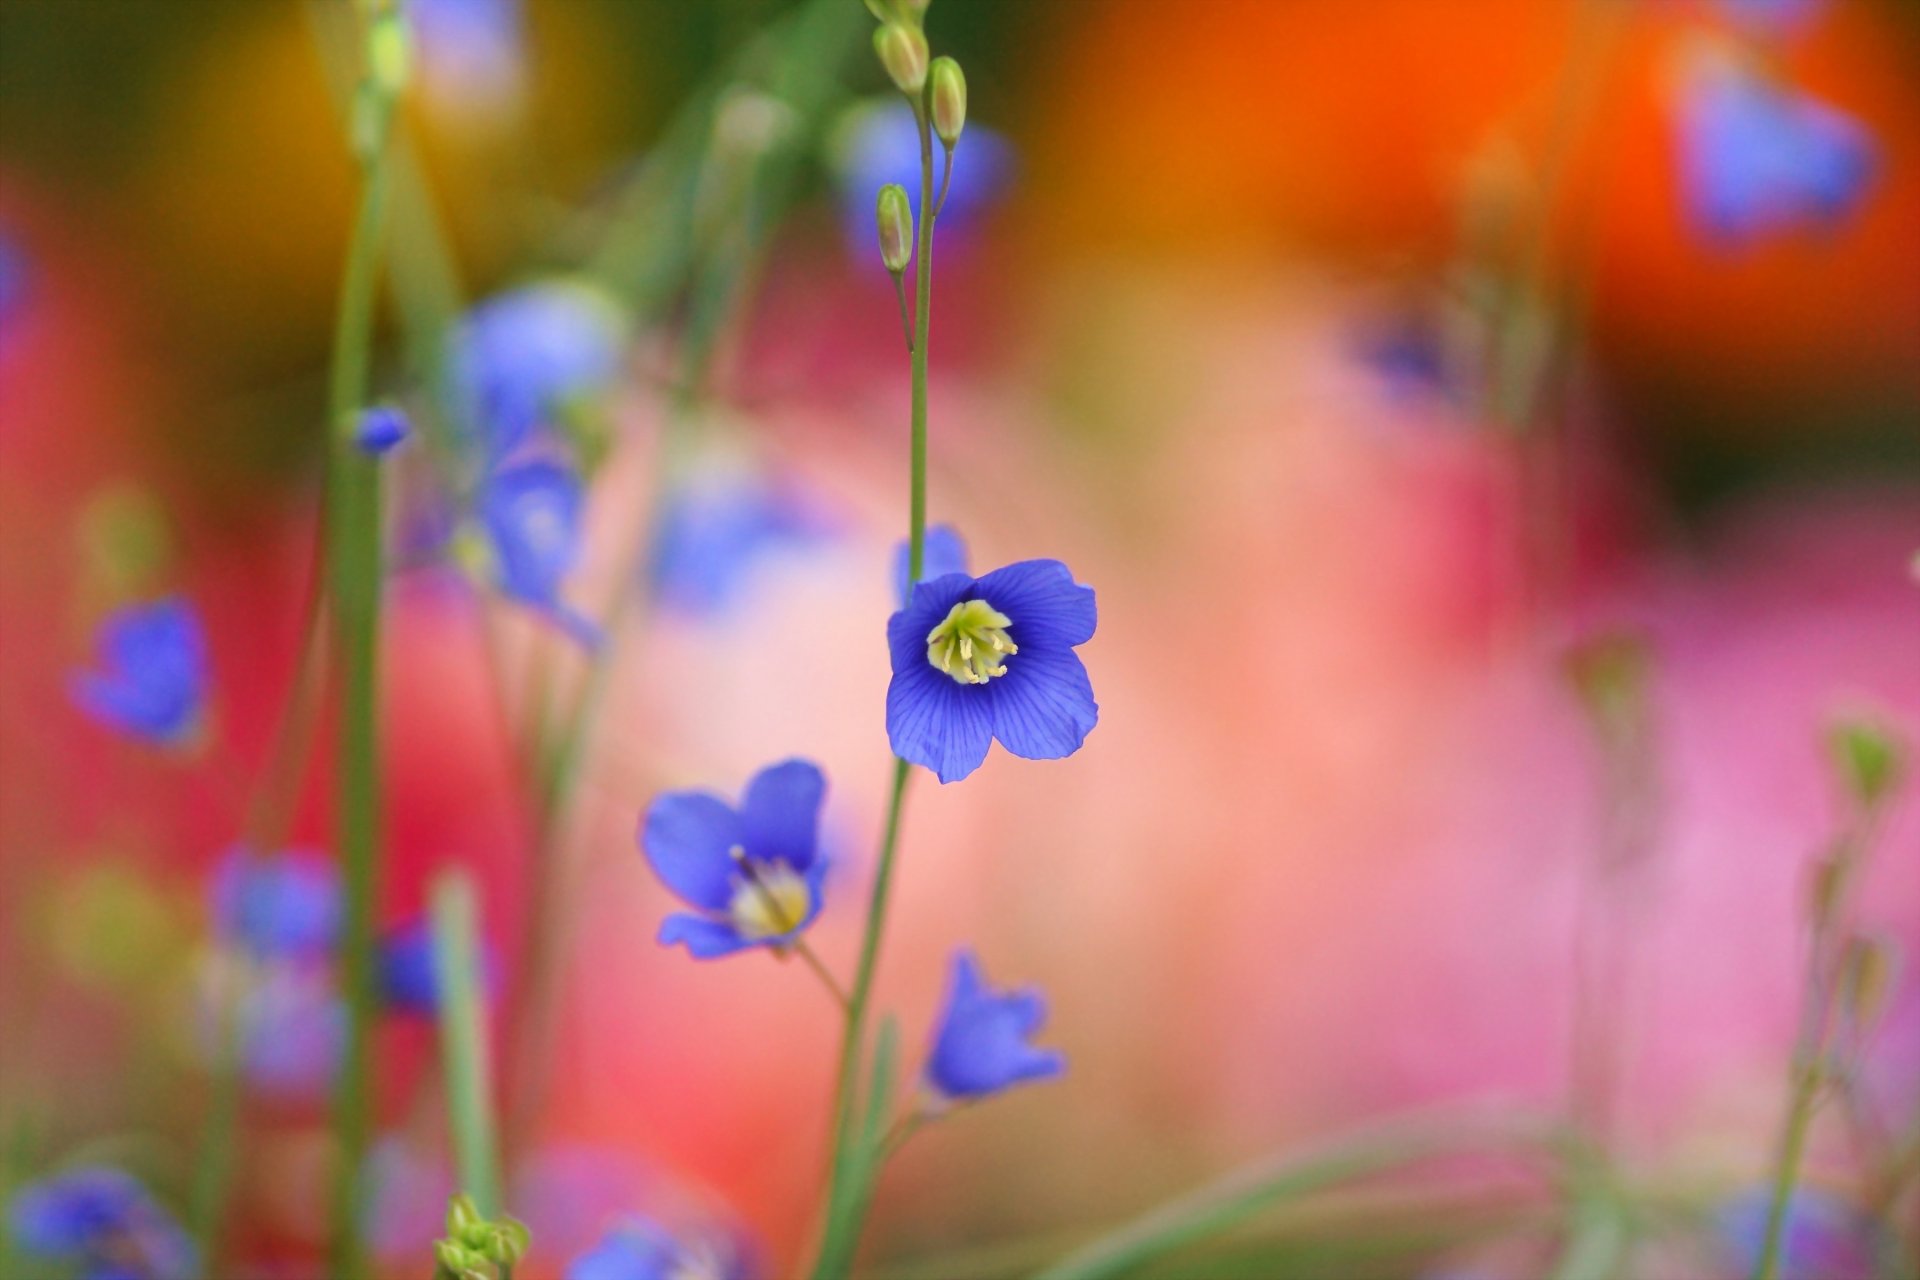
[325,28,400,1279]
[431,871,503,1216]
[1752,1061,1822,1280]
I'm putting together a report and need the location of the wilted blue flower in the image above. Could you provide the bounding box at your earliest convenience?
[377,917,500,1015]
[649,475,829,617]
[924,949,1064,1101]
[478,457,600,645]
[568,1218,752,1280]
[69,597,208,746]
[355,405,411,455]
[237,966,344,1099]
[211,847,341,961]
[9,1167,196,1280]
[639,759,828,960]
[891,523,968,608]
[1674,49,1875,245]
[1717,1188,1880,1280]
[450,282,623,459]
[836,101,1013,257]
[886,559,1097,783]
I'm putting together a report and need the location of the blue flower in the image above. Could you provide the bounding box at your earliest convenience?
[1717,1188,1880,1280]
[377,917,499,1015]
[1674,50,1876,245]
[568,1218,752,1280]
[69,597,208,746]
[355,405,411,455]
[1717,0,1824,34]
[649,475,829,617]
[478,457,600,646]
[211,847,341,961]
[450,282,623,459]
[886,559,1097,783]
[410,0,526,113]
[8,1167,197,1280]
[891,523,968,608]
[836,101,1013,258]
[237,967,344,1099]
[639,759,829,960]
[924,949,1064,1101]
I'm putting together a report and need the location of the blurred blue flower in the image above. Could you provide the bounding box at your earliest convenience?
[835,101,1013,258]
[640,759,829,960]
[377,917,500,1015]
[1717,0,1824,34]
[886,558,1097,783]
[925,949,1064,1101]
[0,233,30,353]
[8,1167,196,1280]
[410,0,525,112]
[478,457,600,646]
[238,967,344,1100]
[649,475,830,617]
[1674,50,1876,245]
[1717,1188,1880,1280]
[69,597,208,746]
[451,282,624,459]
[211,847,341,961]
[891,523,968,608]
[355,405,411,455]
[568,1218,752,1280]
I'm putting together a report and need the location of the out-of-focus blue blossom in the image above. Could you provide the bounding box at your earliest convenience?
[0,233,29,354]
[478,457,600,646]
[834,101,1013,258]
[1716,0,1824,34]
[567,1218,752,1280]
[410,0,526,116]
[886,558,1098,783]
[450,282,625,459]
[8,1167,197,1280]
[377,917,500,1015]
[649,472,831,617]
[924,949,1064,1101]
[1717,1188,1880,1280]
[69,597,208,747]
[237,967,344,1099]
[1673,48,1876,245]
[640,759,829,960]
[891,523,968,608]
[212,847,341,961]
[355,405,411,455]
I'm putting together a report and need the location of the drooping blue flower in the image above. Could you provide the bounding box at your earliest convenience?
[211,847,341,961]
[1674,49,1876,245]
[450,282,624,459]
[478,457,600,646]
[69,597,208,747]
[568,1218,753,1280]
[377,917,500,1015]
[639,759,829,960]
[886,559,1097,783]
[836,101,1013,259]
[8,1167,197,1280]
[924,949,1064,1101]
[355,405,411,455]
[891,523,968,608]
[648,474,830,617]
[1716,1188,1880,1280]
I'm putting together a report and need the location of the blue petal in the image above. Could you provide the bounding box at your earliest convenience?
[658,912,756,960]
[971,559,1096,650]
[639,792,742,912]
[924,949,1065,1100]
[988,646,1098,763]
[70,597,208,744]
[887,659,994,784]
[891,524,969,608]
[738,759,826,872]
[481,458,586,607]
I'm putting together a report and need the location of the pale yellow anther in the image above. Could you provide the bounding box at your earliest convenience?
[726,847,810,941]
[927,598,1017,685]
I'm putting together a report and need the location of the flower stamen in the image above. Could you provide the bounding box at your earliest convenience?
[727,846,810,941]
[926,598,1017,684]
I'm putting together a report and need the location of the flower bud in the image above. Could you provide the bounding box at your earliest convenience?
[874,23,928,96]
[876,184,914,274]
[1829,716,1903,812]
[930,57,966,146]
[1840,934,1897,1032]
[445,1194,482,1239]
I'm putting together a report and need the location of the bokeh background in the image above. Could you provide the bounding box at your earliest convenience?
[2,0,1917,1277]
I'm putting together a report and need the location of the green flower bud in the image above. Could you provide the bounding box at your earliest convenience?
[876,184,914,274]
[873,23,928,96]
[490,1217,532,1265]
[433,1239,485,1280]
[930,57,966,147]
[445,1194,483,1240]
[1828,715,1903,811]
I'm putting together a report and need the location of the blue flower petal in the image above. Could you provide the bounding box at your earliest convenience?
[738,759,826,872]
[70,597,208,745]
[211,847,342,961]
[988,646,1098,763]
[639,792,743,912]
[658,912,756,960]
[891,524,969,608]
[925,949,1065,1100]
[887,656,994,783]
[972,559,1097,650]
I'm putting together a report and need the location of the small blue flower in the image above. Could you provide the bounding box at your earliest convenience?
[237,967,344,1100]
[69,597,208,746]
[211,847,341,961]
[1717,1188,1880,1280]
[1674,49,1876,245]
[836,101,1013,258]
[9,1167,197,1280]
[478,457,600,646]
[886,559,1097,783]
[639,759,829,960]
[377,917,499,1015]
[924,949,1064,1101]
[355,405,411,455]
[411,0,526,112]
[568,1218,752,1280]
[649,475,829,617]
[891,523,968,608]
[450,282,623,459]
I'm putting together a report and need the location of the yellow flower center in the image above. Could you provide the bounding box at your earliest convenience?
[726,849,810,941]
[926,598,1018,685]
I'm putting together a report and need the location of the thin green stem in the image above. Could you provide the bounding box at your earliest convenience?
[431,871,503,1216]
[1752,1059,1822,1280]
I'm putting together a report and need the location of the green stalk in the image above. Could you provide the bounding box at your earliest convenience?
[1751,1060,1821,1280]
[325,17,401,1276]
[430,871,503,1216]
